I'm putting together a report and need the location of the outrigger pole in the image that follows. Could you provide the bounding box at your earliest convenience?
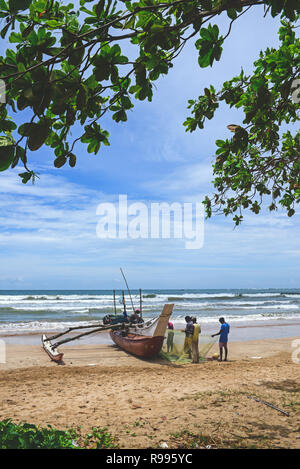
[51,323,122,349]
[46,323,104,342]
[120,267,135,313]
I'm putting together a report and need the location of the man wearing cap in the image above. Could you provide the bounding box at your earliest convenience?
[183,316,194,360]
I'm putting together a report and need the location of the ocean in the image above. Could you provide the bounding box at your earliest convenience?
[0,289,300,342]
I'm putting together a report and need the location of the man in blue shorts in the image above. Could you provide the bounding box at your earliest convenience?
[212,317,230,362]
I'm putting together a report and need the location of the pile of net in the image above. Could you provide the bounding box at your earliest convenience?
[160,330,217,363]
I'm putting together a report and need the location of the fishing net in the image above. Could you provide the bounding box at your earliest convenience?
[160,330,217,363]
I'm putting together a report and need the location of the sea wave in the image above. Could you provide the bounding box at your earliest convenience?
[1,312,300,335]
[0,289,300,334]
[0,320,102,334]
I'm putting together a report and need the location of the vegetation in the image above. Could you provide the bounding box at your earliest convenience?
[0,0,299,222]
[0,419,118,449]
[185,20,300,224]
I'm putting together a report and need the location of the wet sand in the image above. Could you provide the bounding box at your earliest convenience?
[0,336,299,449]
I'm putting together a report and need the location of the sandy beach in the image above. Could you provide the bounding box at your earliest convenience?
[0,336,299,449]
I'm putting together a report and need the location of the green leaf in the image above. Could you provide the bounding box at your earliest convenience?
[18,122,33,137]
[16,145,27,164]
[198,48,213,68]
[69,42,84,66]
[9,32,22,43]
[0,0,8,10]
[22,23,34,38]
[54,155,67,168]
[69,153,76,167]
[95,0,105,17]
[76,85,87,110]
[0,145,15,171]
[0,119,17,131]
[227,9,238,20]
[9,0,32,12]
[18,171,32,184]
[199,28,211,41]
[93,56,111,81]
[27,123,49,151]
[1,23,11,39]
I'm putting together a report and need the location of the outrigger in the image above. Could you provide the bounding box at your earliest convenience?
[42,322,122,363]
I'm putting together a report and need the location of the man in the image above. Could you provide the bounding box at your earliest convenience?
[129,309,143,324]
[212,317,230,362]
[192,317,201,363]
[183,316,194,359]
[167,321,174,353]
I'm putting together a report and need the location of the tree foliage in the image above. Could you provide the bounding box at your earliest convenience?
[0,0,299,222]
[184,19,300,222]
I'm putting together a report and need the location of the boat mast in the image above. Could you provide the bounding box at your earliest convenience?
[122,290,126,315]
[120,267,135,313]
[139,288,142,317]
[113,289,117,315]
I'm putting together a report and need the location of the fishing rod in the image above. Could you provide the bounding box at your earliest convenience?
[120,267,135,313]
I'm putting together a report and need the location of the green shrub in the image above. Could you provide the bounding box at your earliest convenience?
[0,419,117,449]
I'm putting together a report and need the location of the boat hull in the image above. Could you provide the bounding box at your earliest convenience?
[110,331,164,358]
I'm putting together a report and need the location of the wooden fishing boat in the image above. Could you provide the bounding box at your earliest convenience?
[40,297,173,363]
[110,304,174,358]
[109,332,165,358]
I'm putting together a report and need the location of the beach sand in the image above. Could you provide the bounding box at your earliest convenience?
[0,337,299,449]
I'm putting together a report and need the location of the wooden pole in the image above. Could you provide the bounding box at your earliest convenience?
[139,288,142,317]
[247,396,289,416]
[46,323,104,342]
[113,290,117,315]
[120,267,135,313]
[122,290,126,315]
[52,323,122,348]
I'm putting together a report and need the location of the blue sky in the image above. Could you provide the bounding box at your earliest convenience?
[0,3,299,290]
